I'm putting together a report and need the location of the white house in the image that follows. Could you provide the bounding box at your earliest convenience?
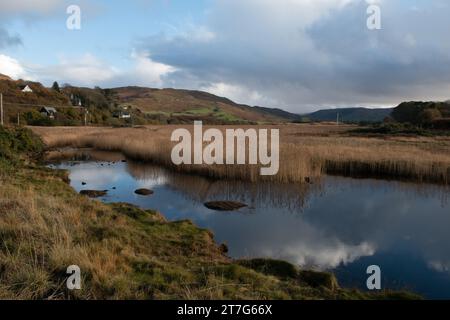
[113,111,131,119]
[20,85,33,93]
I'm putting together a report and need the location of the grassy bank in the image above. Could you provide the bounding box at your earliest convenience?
[32,124,450,184]
[0,126,420,299]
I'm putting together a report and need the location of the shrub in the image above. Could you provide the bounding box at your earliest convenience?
[0,127,44,162]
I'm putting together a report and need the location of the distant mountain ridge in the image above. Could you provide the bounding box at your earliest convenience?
[252,106,302,121]
[305,107,393,123]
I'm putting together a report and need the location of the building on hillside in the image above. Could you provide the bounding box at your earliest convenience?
[113,111,131,119]
[20,85,33,93]
[70,94,83,107]
[40,107,57,119]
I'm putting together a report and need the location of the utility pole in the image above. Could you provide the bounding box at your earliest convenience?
[1,93,3,126]
[84,108,88,126]
[336,112,339,126]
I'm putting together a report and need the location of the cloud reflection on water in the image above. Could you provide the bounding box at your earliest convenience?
[51,152,450,298]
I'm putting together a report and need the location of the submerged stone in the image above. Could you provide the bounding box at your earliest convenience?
[134,188,154,196]
[204,201,247,211]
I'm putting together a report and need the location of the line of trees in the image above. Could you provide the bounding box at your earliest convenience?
[391,101,450,128]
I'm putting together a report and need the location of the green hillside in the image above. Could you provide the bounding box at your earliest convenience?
[392,101,450,128]
[0,77,296,125]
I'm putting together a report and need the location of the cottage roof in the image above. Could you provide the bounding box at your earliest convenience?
[41,107,57,113]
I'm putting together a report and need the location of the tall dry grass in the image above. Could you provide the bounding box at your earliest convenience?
[31,124,450,184]
[0,166,236,299]
[2,165,374,300]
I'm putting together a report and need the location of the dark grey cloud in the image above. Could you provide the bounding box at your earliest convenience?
[0,27,22,48]
[139,0,450,112]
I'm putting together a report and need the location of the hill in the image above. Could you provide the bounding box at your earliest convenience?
[0,74,400,126]
[108,86,293,124]
[392,101,450,129]
[0,78,69,106]
[252,106,301,121]
[0,73,12,81]
[0,76,298,125]
[0,77,76,125]
[306,107,393,123]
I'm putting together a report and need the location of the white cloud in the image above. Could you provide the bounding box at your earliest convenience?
[428,260,450,273]
[0,54,33,80]
[38,53,119,86]
[201,82,277,106]
[129,50,177,87]
[0,50,177,89]
[141,0,450,112]
[278,241,375,269]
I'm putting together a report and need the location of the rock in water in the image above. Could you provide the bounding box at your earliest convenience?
[80,190,107,198]
[134,188,154,196]
[204,201,247,211]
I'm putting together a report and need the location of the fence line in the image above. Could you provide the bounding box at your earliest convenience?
[3,102,83,109]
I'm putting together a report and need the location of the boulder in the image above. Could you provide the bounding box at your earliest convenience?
[204,201,247,211]
[134,188,154,196]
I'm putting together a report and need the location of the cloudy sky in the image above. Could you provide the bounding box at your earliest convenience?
[0,0,449,112]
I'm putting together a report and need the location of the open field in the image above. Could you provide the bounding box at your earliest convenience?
[32,124,450,184]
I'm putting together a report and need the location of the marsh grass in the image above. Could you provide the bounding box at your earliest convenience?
[1,162,403,300]
[0,127,422,299]
[33,124,450,184]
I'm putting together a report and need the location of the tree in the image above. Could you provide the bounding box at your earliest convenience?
[420,108,442,126]
[52,81,61,92]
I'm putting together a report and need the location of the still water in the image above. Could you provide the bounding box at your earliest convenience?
[50,150,450,299]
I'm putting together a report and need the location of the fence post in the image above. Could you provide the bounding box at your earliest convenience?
[1,93,3,126]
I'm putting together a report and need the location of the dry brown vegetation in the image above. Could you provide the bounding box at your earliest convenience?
[0,163,271,299]
[3,127,417,300]
[111,87,288,123]
[32,124,450,184]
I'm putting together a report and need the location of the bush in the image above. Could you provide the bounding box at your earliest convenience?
[352,122,429,136]
[0,127,44,162]
[23,111,54,126]
[392,101,450,127]
[237,259,298,279]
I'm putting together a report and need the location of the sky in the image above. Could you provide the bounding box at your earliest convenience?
[0,0,450,113]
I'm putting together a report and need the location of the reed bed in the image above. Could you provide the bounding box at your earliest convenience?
[32,124,450,184]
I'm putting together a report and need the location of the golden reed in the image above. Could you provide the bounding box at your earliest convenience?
[32,124,450,184]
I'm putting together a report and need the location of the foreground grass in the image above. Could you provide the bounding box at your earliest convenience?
[32,124,450,184]
[0,127,420,299]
